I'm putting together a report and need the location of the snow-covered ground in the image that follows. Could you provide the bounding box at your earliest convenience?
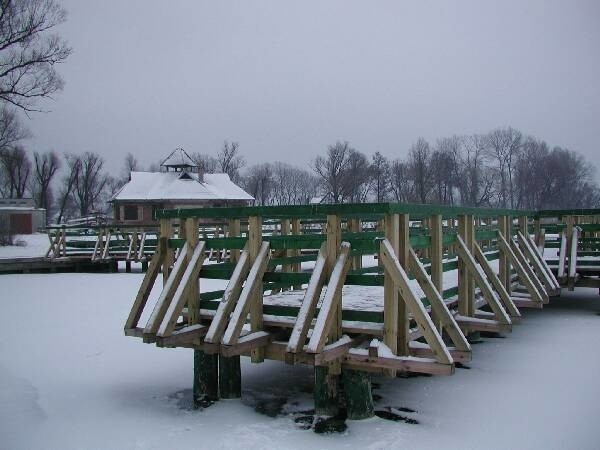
[0,233,49,259]
[1,272,600,450]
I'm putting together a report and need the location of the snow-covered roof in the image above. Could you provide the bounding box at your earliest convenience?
[160,148,197,168]
[111,171,254,202]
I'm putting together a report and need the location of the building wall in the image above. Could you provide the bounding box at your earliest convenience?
[0,208,46,234]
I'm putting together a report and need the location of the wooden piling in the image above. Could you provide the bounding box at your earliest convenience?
[342,369,374,420]
[193,350,219,407]
[218,355,241,399]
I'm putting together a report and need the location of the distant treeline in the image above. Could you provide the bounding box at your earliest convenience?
[1,123,598,223]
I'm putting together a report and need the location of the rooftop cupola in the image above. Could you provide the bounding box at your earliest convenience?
[160,148,198,172]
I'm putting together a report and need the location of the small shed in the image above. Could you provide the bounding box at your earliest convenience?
[110,148,254,224]
[0,198,47,234]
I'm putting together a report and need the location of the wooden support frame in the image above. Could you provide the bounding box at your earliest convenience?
[204,243,250,344]
[472,241,521,319]
[101,230,111,260]
[143,243,190,339]
[124,249,165,331]
[383,213,400,376]
[568,227,579,291]
[524,232,560,290]
[497,232,544,305]
[407,246,471,351]
[517,231,560,293]
[455,235,512,326]
[509,237,549,303]
[221,241,271,347]
[380,239,452,365]
[306,242,351,354]
[248,216,265,362]
[286,242,327,358]
[137,232,147,261]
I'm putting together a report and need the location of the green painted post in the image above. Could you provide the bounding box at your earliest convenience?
[342,369,374,420]
[314,366,340,416]
[193,350,219,407]
[218,355,241,399]
[141,260,148,272]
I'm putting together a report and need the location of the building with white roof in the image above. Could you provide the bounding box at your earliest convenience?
[111,148,253,224]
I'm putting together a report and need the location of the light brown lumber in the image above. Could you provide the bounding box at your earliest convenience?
[383,213,400,376]
[204,243,250,344]
[557,232,567,280]
[497,233,545,305]
[454,315,511,333]
[157,324,207,346]
[472,241,521,319]
[568,227,578,291]
[221,331,271,357]
[498,215,512,293]
[137,232,147,261]
[286,242,327,355]
[407,246,471,352]
[92,229,103,261]
[525,232,560,290]
[313,335,370,365]
[518,232,557,293]
[455,235,512,325]
[248,216,264,362]
[509,237,549,303]
[306,242,351,353]
[124,249,165,330]
[101,231,111,260]
[457,215,473,317]
[157,241,207,337]
[397,214,410,355]
[379,238,452,365]
[510,297,543,309]
[143,243,190,338]
[221,241,271,346]
[343,351,454,376]
[408,342,471,363]
[160,219,173,284]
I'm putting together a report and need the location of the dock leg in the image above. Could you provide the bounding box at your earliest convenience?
[141,260,148,272]
[218,355,241,399]
[314,366,340,416]
[193,350,219,408]
[342,369,374,420]
[125,261,131,273]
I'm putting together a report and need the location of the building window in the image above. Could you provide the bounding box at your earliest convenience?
[124,205,138,221]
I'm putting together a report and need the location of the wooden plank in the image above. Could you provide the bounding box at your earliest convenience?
[286,242,327,355]
[498,215,512,293]
[157,324,207,346]
[557,232,567,280]
[472,241,521,319]
[143,243,190,338]
[306,242,351,353]
[383,213,399,376]
[221,331,271,357]
[457,215,471,316]
[101,231,111,260]
[124,249,165,330]
[455,235,512,325]
[343,351,454,376]
[509,237,549,303]
[454,315,511,333]
[525,232,560,290]
[408,342,471,363]
[510,297,543,309]
[221,241,271,346]
[186,218,200,326]
[314,335,369,365]
[407,247,471,352]
[379,239,452,365]
[497,233,545,305]
[157,241,207,337]
[518,232,558,293]
[397,213,410,355]
[568,227,578,290]
[204,243,250,344]
[248,215,264,362]
[137,232,147,261]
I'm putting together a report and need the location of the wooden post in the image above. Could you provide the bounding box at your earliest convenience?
[218,355,241,399]
[315,214,342,416]
[342,369,374,420]
[397,214,410,356]
[458,215,475,317]
[281,218,291,291]
[499,215,512,293]
[430,214,443,331]
[160,218,173,285]
[193,350,219,407]
[291,218,302,289]
[186,218,199,325]
[228,218,241,264]
[383,213,399,377]
[348,218,362,270]
[248,215,264,363]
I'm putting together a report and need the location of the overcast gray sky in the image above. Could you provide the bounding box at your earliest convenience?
[25,0,600,175]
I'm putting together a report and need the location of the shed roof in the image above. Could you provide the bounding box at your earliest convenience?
[111,171,253,202]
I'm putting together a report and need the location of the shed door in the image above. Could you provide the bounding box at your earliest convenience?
[10,213,32,234]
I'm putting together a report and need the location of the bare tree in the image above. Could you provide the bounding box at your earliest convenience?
[271,162,318,205]
[243,163,273,206]
[487,127,522,208]
[370,151,389,202]
[0,106,29,150]
[455,134,493,206]
[216,141,245,183]
[407,137,432,203]
[32,150,59,217]
[0,0,72,112]
[0,144,30,197]
[389,159,413,202]
[312,141,353,203]
[343,149,371,203]
[71,152,109,217]
[55,153,80,223]
[190,152,217,174]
